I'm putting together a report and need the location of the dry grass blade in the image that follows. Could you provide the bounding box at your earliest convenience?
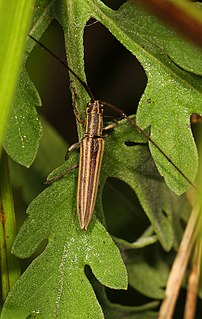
[183,232,202,319]
[158,200,201,319]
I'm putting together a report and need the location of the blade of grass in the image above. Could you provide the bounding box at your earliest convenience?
[159,122,202,319]
[158,200,200,319]
[183,239,202,319]
[0,0,34,156]
[0,151,20,301]
[183,124,202,318]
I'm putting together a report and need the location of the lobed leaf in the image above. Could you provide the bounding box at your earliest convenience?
[127,245,169,299]
[1,114,182,318]
[27,0,202,193]
[3,69,42,167]
[8,0,202,185]
[91,0,202,194]
[9,117,67,204]
[3,0,202,317]
[1,160,127,318]
[2,0,53,167]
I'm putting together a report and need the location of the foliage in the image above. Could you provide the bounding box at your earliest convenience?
[1,0,202,318]
[0,0,34,154]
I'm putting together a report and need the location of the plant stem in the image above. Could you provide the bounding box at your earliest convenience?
[183,238,202,319]
[0,151,20,301]
[158,200,200,319]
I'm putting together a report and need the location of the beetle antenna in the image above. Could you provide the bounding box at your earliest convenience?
[29,34,95,102]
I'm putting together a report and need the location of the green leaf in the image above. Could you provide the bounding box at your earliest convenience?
[28,0,201,194]
[1,162,127,319]
[23,0,192,246]
[126,245,169,299]
[93,279,159,319]
[106,310,158,319]
[0,0,34,156]
[131,2,202,75]
[3,68,42,167]
[103,117,177,250]
[104,301,159,319]
[103,177,157,245]
[2,1,53,167]
[9,117,67,204]
[9,0,201,183]
[93,0,201,195]
[1,116,179,318]
[3,0,202,316]
[46,115,177,250]
[113,228,158,250]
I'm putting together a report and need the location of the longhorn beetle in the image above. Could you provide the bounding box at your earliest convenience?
[29,34,196,230]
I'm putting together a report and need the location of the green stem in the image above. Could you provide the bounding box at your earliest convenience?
[0,0,35,155]
[0,151,20,301]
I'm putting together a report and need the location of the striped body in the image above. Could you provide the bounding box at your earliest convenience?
[77,101,105,229]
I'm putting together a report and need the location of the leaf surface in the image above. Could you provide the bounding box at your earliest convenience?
[127,246,169,299]
[2,116,180,318]
[93,0,202,194]
[29,0,202,191]
[2,0,202,317]
[3,69,42,167]
[7,0,202,180]
[1,159,127,318]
